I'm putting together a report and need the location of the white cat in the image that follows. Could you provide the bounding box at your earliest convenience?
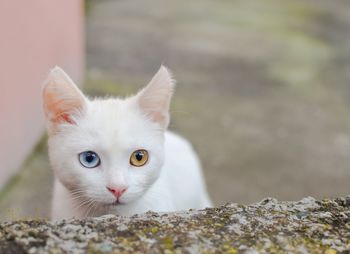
[42,66,212,220]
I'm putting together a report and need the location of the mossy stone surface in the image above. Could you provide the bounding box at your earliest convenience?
[1,197,349,253]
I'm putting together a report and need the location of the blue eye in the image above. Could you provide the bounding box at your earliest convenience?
[79,151,101,168]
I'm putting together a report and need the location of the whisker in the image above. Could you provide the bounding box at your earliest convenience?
[84,200,96,217]
[74,198,94,211]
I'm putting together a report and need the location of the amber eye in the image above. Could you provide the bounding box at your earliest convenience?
[130,149,149,167]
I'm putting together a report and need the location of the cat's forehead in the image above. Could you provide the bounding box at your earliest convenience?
[88,98,130,118]
[86,98,143,129]
[76,97,159,143]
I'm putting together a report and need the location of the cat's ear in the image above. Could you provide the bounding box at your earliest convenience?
[136,65,175,129]
[42,66,87,129]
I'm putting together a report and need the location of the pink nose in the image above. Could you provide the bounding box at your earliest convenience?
[107,187,127,199]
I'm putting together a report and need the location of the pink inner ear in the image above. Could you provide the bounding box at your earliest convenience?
[45,91,81,125]
[150,111,166,124]
[137,66,175,127]
[43,67,86,126]
[139,96,169,124]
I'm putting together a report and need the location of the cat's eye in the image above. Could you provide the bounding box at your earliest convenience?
[130,149,149,167]
[79,151,101,168]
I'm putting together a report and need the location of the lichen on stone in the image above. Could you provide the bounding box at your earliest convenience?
[0,197,350,253]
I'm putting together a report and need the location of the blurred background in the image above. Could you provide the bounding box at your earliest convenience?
[0,0,350,220]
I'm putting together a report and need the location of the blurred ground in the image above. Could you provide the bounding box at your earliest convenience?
[1,0,350,220]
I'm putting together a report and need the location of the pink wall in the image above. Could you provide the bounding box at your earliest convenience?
[0,1,84,187]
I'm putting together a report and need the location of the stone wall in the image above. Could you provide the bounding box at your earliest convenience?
[0,197,349,253]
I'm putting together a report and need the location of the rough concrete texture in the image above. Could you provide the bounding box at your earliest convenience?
[0,197,349,254]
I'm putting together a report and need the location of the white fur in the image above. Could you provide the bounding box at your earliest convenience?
[43,66,212,220]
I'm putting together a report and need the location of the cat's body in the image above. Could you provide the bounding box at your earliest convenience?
[43,66,212,220]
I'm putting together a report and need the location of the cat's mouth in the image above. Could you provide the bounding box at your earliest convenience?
[104,200,125,207]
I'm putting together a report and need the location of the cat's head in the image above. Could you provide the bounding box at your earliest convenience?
[42,66,175,208]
